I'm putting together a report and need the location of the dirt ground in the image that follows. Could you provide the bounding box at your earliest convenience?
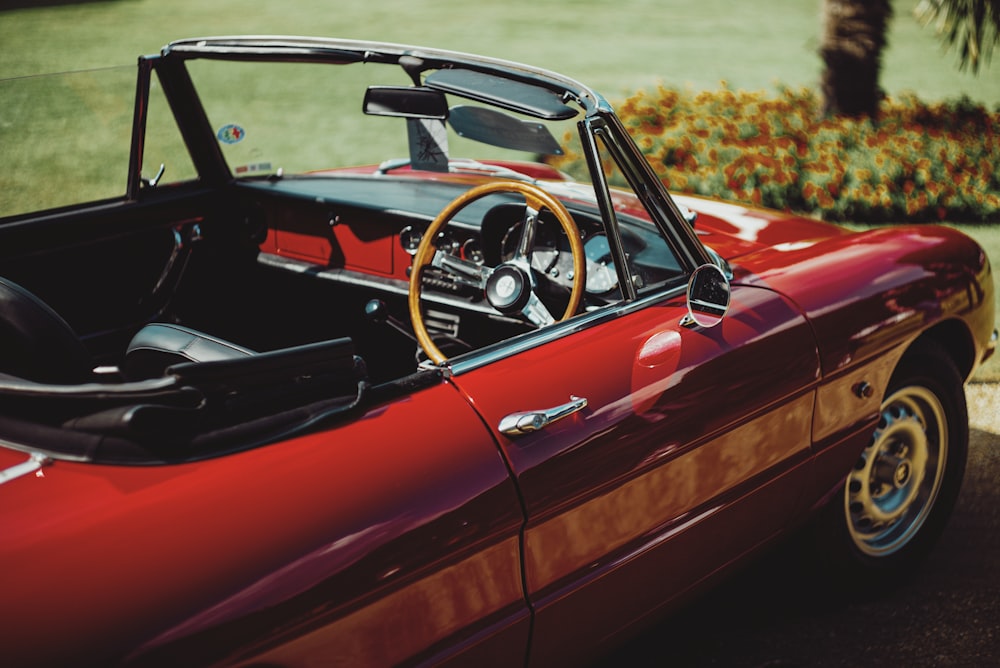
[602,382,1000,667]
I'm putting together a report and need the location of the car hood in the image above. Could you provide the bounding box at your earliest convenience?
[672,194,852,265]
[540,178,853,270]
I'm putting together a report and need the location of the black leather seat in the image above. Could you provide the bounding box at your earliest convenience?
[0,276,252,384]
[123,323,254,380]
[0,276,94,384]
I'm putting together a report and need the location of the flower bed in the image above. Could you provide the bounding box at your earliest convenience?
[551,86,1000,223]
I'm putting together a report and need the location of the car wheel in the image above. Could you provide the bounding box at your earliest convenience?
[816,339,968,588]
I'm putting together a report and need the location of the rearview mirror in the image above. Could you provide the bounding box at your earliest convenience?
[363,86,449,120]
[685,264,730,328]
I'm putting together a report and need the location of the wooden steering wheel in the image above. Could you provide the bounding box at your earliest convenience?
[408,181,586,364]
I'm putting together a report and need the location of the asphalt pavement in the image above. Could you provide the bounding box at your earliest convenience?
[601,383,1000,667]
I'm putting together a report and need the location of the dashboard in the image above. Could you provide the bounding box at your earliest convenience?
[244,176,684,317]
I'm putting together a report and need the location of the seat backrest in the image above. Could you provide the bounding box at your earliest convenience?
[123,323,255,381]
[0,277,93,383]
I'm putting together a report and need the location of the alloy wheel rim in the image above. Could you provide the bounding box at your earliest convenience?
[845,385,948,557]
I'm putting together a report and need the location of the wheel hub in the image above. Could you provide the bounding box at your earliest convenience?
[844,385,948,557]
[873,453,912,489]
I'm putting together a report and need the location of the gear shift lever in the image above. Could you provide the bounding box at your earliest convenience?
[364,299,419,344]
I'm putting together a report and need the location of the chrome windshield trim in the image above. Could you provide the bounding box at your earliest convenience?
[163,36,605,114]
[0,451,52,486]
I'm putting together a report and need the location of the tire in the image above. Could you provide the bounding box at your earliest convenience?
[815,339,968,589]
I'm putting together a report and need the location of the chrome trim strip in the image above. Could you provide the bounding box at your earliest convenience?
[0,452,52,486]
[448,281,688,376]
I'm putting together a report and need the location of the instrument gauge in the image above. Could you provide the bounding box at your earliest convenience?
[434,231,460,254]
[400,226,422,255]
[462,238,485,264]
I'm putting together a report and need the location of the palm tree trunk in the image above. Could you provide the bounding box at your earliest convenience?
[820,0,894,117]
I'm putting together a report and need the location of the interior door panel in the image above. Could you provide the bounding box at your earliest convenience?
[0,187,231,359]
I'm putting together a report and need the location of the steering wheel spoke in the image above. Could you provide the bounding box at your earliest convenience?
[431,250,493,290]
[511,206,540,264]
[520,291,556,327]
[409,181,586,364]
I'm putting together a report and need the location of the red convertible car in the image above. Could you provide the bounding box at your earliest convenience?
[0,37,995,667]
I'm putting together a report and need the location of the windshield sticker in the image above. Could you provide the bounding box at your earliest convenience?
[407,118,448,172]
[217,124,246,144]
[234,162,272,175]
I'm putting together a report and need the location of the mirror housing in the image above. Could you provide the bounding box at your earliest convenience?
[363,86,449,120]
[684,264,731,328]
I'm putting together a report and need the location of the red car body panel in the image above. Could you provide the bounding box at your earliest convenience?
[677,196,995,382]
[2,384,527,667]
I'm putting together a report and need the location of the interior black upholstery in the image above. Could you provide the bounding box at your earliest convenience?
[123,323,255,381]
[0,276,256,385]
[0,276,94,384]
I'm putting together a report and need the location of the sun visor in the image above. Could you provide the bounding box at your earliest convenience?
[425,69,578,120]
[448,106,563,155]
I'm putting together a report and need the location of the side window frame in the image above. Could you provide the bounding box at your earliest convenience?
[138,55,233,193]
[577,117,638,301]
[130,55,227,199]
[578,114,707,301]
[127,56,155,200]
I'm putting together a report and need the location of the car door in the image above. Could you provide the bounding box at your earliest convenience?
[449,278,819,664]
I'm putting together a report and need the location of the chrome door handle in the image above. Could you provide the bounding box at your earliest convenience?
[499,396,587,436]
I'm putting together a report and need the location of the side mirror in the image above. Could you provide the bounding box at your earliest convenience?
[684,264,730,328]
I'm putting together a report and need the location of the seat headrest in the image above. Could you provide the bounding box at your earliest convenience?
[0,277,93,383]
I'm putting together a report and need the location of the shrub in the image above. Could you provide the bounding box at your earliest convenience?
[550,85,1000,223]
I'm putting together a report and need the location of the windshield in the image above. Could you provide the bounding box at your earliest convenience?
[183,59,586,181]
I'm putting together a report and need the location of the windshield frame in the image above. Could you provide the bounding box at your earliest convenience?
[142,36,711,278]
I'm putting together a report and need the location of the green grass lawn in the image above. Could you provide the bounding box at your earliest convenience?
[1,0,997,378]
[945,224,999,381]
[1,0,998,105]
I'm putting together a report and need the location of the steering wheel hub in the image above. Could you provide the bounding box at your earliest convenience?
[486,264,531,313]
